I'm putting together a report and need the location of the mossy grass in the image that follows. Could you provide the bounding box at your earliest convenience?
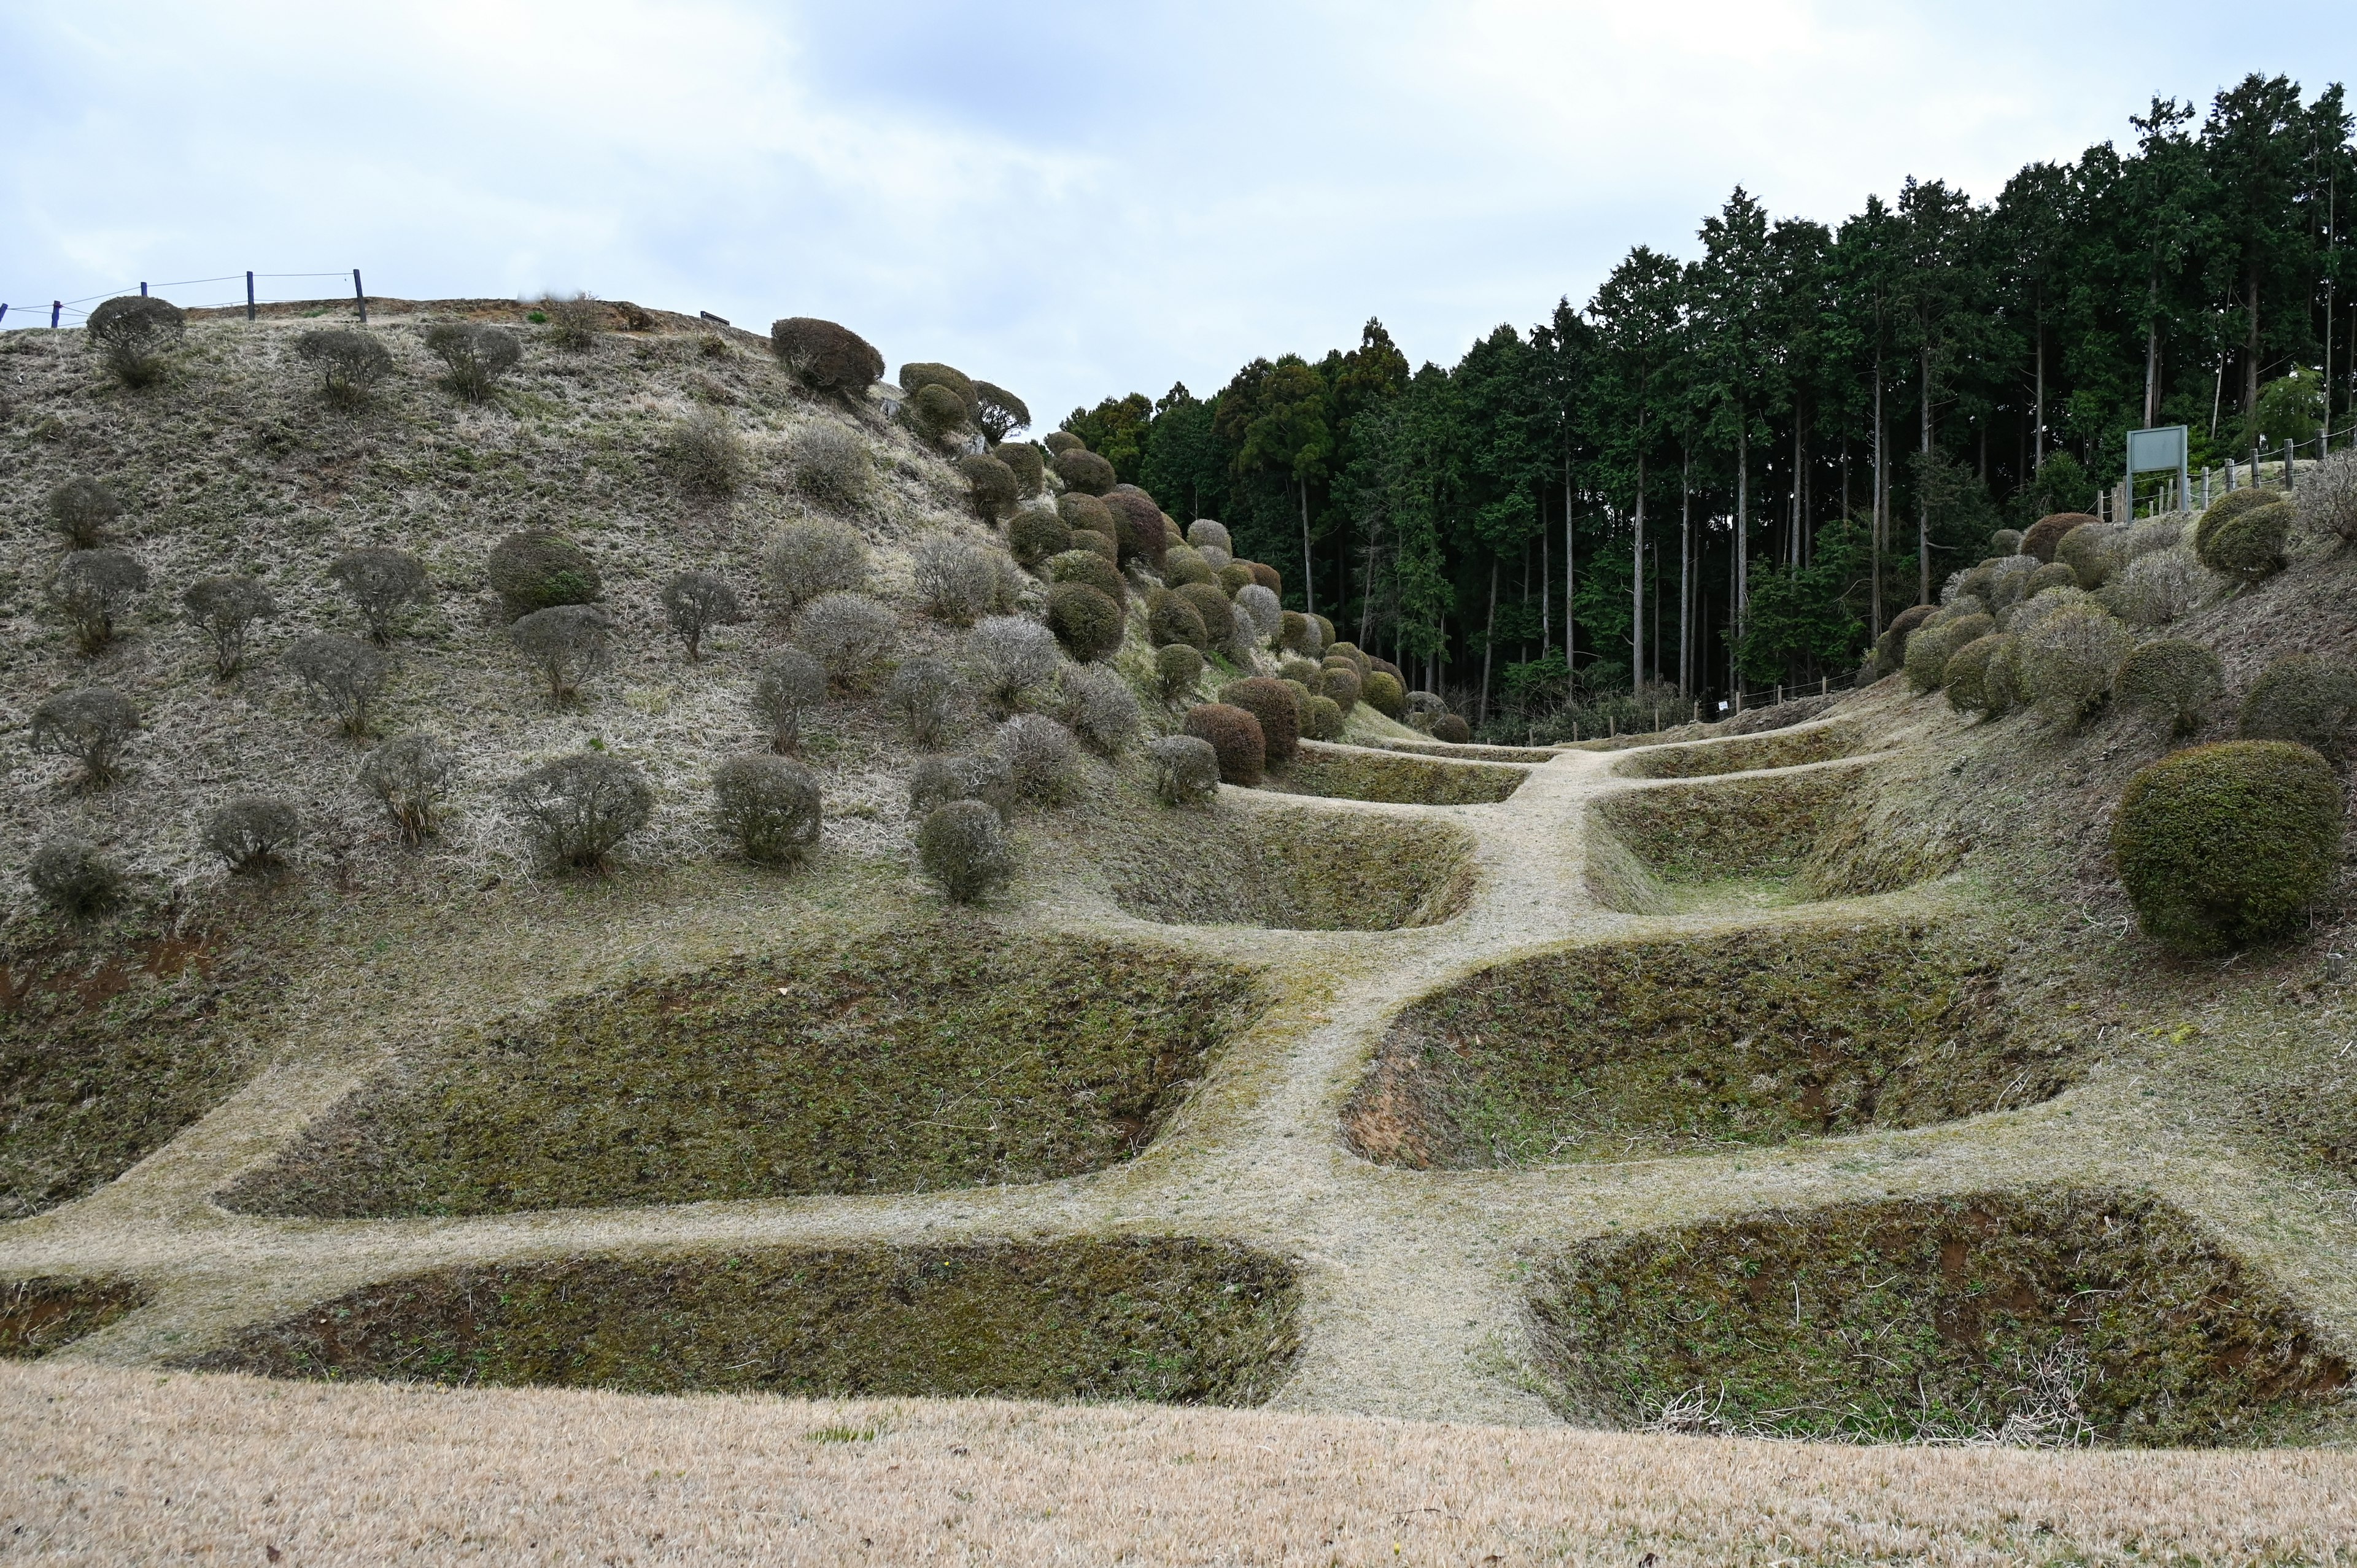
[1525,1188,2350,1446]
[1263,742,1528,805]
[2,1275,147,1359]
[1345,919,2075,1168]
[186,1238,1300,1406]
[222,921,1261,1217]
[1106,803,1476,932]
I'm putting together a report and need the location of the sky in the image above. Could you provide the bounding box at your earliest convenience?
[4,1,2354,426]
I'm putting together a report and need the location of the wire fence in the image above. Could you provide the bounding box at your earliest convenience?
[2110,417,2355,521]
[0,268,368,328]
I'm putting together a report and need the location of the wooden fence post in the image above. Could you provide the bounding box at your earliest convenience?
[353,269,366,324]
[246,271,256,322]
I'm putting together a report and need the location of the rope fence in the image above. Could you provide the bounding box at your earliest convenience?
[1,268,370,328]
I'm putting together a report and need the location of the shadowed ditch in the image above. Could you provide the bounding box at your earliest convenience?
[1612,724,1859,779]
[1108,801,1476,930]
[1263,742,1530,806]
[1,1275,147,1359]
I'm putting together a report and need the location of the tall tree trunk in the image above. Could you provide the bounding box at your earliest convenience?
[1540,492,1551,655]
[1633,436,1646,688]
[2244,263,2262,450]
[2033,315,2045,471]
[1735,411,1749,616]
[1790,409,1804,567]
[1679,445,1691,697]
[1299,480,1315,619]
[2143,279,2162,429]
[1479,558,1499,724]
[1871,357,1884,638]
[1919,344,1933,606]
[1563,454,1576,677]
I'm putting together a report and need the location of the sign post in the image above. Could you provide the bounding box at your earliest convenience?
[2124,425,2191,517]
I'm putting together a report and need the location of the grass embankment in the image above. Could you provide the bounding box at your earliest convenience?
[1526,1188,2352,1446]
[1,1276,147,1359]
[1264,743,1530,805]
[187,1237,1299,1405]
[225,919,1259,1217]
[1107,801,1475,930]
[1613,722,1857,779]
[1344,919,2076,1168]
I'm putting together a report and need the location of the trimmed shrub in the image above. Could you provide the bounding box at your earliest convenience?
[770,318,883,395]
[423,322,521,401]
[899,362,978,407]
[1184,703,1265,786]
[540,293,603,350]
[85,296,185,386]
[1216,562,1255,598]
[359,732,455,843]
[1054,449,1117,495]
[2005,584,2093,642]
[1872,603,1938,676]
[792,592,897,689]
[1175,582,1234,647]
[751,646,827,752]
[711,754,822,865]
[1155,643,1204,700]
[659,570,746,660]
[2295,448,2357,547]
[996,441,1046,495]
[1069,528,1118,563]
[1991,527,2025,555]
[956,454,1018,520]
[285,633,388,736]
[903,383,969,444]
[1277,611,1317,656]
[908,752,1015,822]
[1220,678,1301,767]
[508,752,655,869]
[1045,581,1123,661]
[2115,638,2224,738]
[1048,549,1126,604]
[328,547,430,644]
[994,714,1082,806]
[1312,614,1336,647]
[1148,591,1209,652]
[487,531,601,617]
[912,534,997,627]
[1320,663,1364,714]
[659,411,749,495]
[1431,714,1473,744]
[2113,741,2342,954]
[1099,489,1168,571]
[2192,486,2282,557]
[1163,546,1218,588]
[2198,500,2290,584]
[203,797,299,874]
[2105,547,2212,628]
[1008,506,1072,567]
[1361,670,1406,719]
[1279,657,1323,687]
[48,548,148,654]
[1903,612,1991,693]
[1231,584,1282,648]
[1299,693,1345,740]
[1187,519,1232,553]
[888,655,964,749]
[46,477,119,547]
[28,836,124,919]
[1405,690,1446,728]
[2055,522,2123,589]
[1058,665,1139,756]
[510,604,614,705]
[182,574,277,677]
[974,383,1031,444]
[1941,633,2010,717]
[1149,735,1221,806]
[2018,601,2132,728]
[1056,491,1116,543]
[2237,654,2357,765]
[918,800,1013,903]
[964,614,1060,713]
[1043,431,1085,456]
[787,423,875,506]
[29,687,138,786]
[762,517,870,610]
[1199,544,1233,571]
[2022,511,2094,563]
[2019,561,2079,603]
[1325,641,1369,674]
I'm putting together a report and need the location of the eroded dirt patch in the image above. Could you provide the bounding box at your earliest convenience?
[1108,803,1475,931]
[1,1276,147,1359]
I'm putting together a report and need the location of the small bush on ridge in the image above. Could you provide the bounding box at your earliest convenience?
[2018,601,2131,729]
[771,318,883,396]
[956,454,1018,520]
[359,732,455,843]
[1219,678,1301,768]
[2198,500,2290,584]
[1155,643,1204,700]
[1300,692,1345,740]
[295,328,393,405]
[1009,506,1070,566]
[182,575,277,676]
[973,382,1031,443]
[424,322,522,401]
[86,296,185,387]
[660,570,746,660]
[328,547,430,644]
[791,592,897,689]
[711,754,822,865]
[285,633,389,736]
[507,751,655,869]
[1046,581,1123,661]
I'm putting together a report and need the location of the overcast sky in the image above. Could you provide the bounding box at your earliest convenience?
[4,1,2353,425]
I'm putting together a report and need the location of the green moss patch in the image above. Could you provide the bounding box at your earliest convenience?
[1266,742,1529,805]
[1614,723,1856,779]
[186,1238,1299,1406]
[1344,921,2075,1168]
[1,1275,147,1359]
[1525,1188,2350,1446]
[1107,803,1475,930]
[222,922,1259,1218]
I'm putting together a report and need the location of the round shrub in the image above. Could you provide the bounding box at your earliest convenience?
[86,295,185,386]
[1148,592,1208,652]
[1059,665,1140,756]
[711,754,822,865]
[964,614,1061,714]
[995,441,1046,495]
[1325,641,1369,674]
[751,646,827,752]
[1163,546,1218,588]
[659,410,750,496]
[899,362,977,407]
[792,592,897,689]
[1279,657,1323,687]
[1053,449,1117,495]
[488,531,600,617]
[912,534,998,627]
[28,836,124,919]
[508,752,655,869]
[1008,506,1072,567]
[1431,714,1473,744]
[1184,703,1266,786]
[1312,614,1336,647]
[909,753,1015,822]
[2056,522,2124,589]
[1175,582,1234,648]
[1404,690,1446,728]
[1276,611,1314,656]
[510,604,614,705]
[1361,669,1406,719]
[1248,562,1284,600]
[2198,501,2290,584]
[182,574,277,677]
[424,322,521,402]
[2105,547,2213,628]
[762,517,870,611]
[2022,511,2095,563]
[770,318,883,395]
[1069,528,1118,565]
[46,477,118,548]
[660,570,746,660]
[1903,612,1991,693]
[2192,486,2282,557]
[1187,519,1231,553]
[1299,693,1345,741]
[2018,601,2132,728]
[1048,548,1127,604]
[1873,603,1938,676]
[2113,741,2342,954]
[1219,678,1301,768]
[1231,584,1282,647]
[360,731,455,842]
[918,800,1013,903]
[285,632,389,735]
[2237,654,2357,765]
[973,382,1030,443]
[2020,561,2079,603]
[1320,663,1364,714]
[1991,527,2025,555]
[887,655,964,748]
[1217,562,1255,598]
[2114,638,2224,738]
[1099,490,1168,571]
[29,687,138,786]
[203,796,299,874]
[956,454,1018,519]
[295,326,395,405]
[328,547,431,644]
[994,714,1082,806]
[1045,581,1123,662]
[1941,633,2011,717]
[1155,643,1204,700]
[48,548,148,654]
[1042,431,1085,457]
[787,423,875,506]
[1148,735,1220,806]
[1057,492,1115,541]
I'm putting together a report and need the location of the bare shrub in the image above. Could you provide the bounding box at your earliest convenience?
[973,382,1031,442]
[762,517,870,611]
[507,752,654,869]
[659,570,745,660]
[202,797,300,875]
[964,614,1060,714]
[751,646,827,752]
[908,753,1014,821]
[328,547,430,644]
[918,799,1012,903]
[1232,584,1282,649]
[770,318,883,396]
[85,296,185,387]
[182,575,277,676]
[659,411,749,495]
[295,328,393,405]
[45,477,118,547]
[1186,519,1231,553]
[487,531,601,616]
[792,592,897,689]
[2102,546,2214,628]
[1156,643,1204,700]
[285,633,389,736]
[424,322,522,401]
[2115,639,2224,738]
[48,548,149,654]
[994,714,1082,806]
[1059,665,1140,756]
[540,293,604,350]
[711,754,821,865]
[28,836,125,919]
[913,534,997,626]
[1148,735,1220,806]
[359,732,455,843]
[2297,449,2357,548]
[2018,600,2132,728]
[511,604,614,705]
[956,454,1018,520]
[888,655,964,749]
[29,687,138,786]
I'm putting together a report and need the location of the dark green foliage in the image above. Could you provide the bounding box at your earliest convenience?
[423,322,522,401]
[886,655,963,747]
[1430,714,1472,743]
[2237,653,2357,764]
[751,646,827,752]
[29,687,137,786]
[509,604,613,705]
[85,295,185,386]
[2115,638,2224,737]
[1008,506,1072,566]
[919,799,1013,901]
[45,477,118,547]
[2198,500,2291,583]
[294,328,393,404]
[1148,590,1208,651]
[27,837,125,919]
[1299,693,1345,740]
[1054,448,1117,495]
[1042,431,1085,456]
[1363,670,1406,718]
[180,574,276,676]
[1056,490,1117,544]
[506,751,656,868]
[1148,735,1220,805]
[1278,611,1317,655]
[1184,703,1264,785]
[284,633,387,736]
[1046,581,1123,661]
[771,317,883,395]
[957,453,1019,519]
[2021,511,2094,563]
[1991,527,2025,554]
[659,570,745,660]
[2113,740,2342,954]
[996,441,1046,494]
[1175,581,1234,647]
[2193,486,2282,557]
[1941,633,2012,717]
[904,382,969,444]
[1220,678,1301,767]
[487,530,601,616]
[1525,1189,2346,1445]
[202,796,300,874]
[328,547,430,643]
[48,548,147,654]
[973,382,1031,442]
[1,1277,147,1359]
[1155,642,1204,700]
[359,732,455,843]
[711,754,822,864]
[899,362,978,407]
[658,410,750,495]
